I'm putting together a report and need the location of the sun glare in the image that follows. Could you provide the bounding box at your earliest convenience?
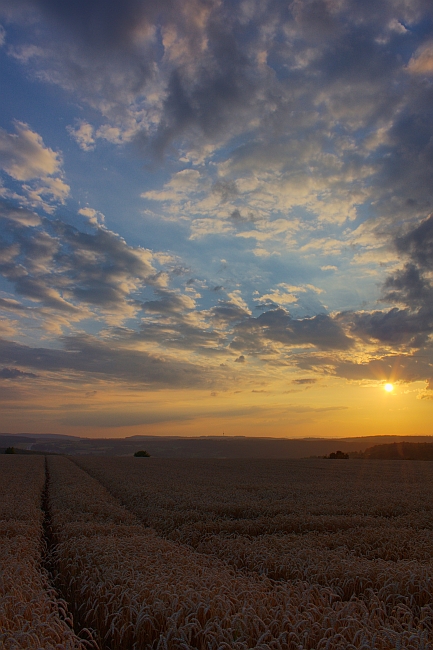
[384,383,394,392]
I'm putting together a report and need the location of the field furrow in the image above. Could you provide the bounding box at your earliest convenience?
[0,456,87,650]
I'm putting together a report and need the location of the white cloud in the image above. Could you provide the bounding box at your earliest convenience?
[67,121,95,151]
[79,207,106,227]
[226,290,250,313]
[0,122,69,210]
[0,121,62,181]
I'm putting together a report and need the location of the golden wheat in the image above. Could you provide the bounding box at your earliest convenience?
[49,455,433,648]
[0,456,86,650]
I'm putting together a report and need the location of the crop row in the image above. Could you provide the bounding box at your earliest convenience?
[0,456,85,650]
[47,456,342,649]
[191,530,433,606]
[71,456,433,648]
[75,457,433,533]
[47,455,433,649]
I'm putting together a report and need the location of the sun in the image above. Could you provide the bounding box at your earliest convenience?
[384,383,394,392]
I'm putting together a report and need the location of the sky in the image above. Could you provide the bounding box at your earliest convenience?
[0,0,433,439]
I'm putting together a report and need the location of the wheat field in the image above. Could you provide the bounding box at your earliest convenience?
[0,456,86,650]
[2,454,433,649]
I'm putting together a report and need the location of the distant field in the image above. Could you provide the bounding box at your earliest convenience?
[2,456,433,649]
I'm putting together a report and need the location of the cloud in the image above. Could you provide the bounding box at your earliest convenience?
[212,179,238,202]
[330,353,433,386]
[0,122,69,209]
[259,283,324,309]
[129,318,222,354]
[337,215,433,355]
[0,366,37,379]
[382,264,433,309]
[284,405,347,414]
[232,308,353,354]
[0,121,61,180]
[142,289,196,314]
[78,207,105,226]
[0,334,214,388]
[0,210,164,328]
[396,214,433,272]
[67,121,95,151]
[344,307,433,348]
[407,42,433,75]
[0,200,41,226]
[229,209,258,226]
[209,300,250,324]
[292,378,317,385]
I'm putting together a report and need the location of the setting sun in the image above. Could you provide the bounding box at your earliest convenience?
[384,383,394,392]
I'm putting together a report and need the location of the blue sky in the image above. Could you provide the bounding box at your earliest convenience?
[0,0,433,437]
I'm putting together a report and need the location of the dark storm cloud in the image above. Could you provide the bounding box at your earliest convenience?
[374,111,433,219]
[339,215,433,351]
[382,263,433,309]
[232,308,353,353]
[345,307,433,348]
[0,334,211,388]
[396,214,433,271]
[383,215,433,316]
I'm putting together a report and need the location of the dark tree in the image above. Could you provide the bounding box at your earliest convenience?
[5,447,16,454]
[329,450,349,459]
[134,450,150,457]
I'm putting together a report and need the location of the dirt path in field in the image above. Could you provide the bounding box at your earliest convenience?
[42,456,100,650]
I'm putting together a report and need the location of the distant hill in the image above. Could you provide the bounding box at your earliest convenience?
[362,442,433,460]
[1,433,433,458]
